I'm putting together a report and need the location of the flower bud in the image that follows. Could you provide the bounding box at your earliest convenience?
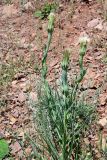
[48,12,55,33]
[79,36,90,57]
[79,36,90,46]
[61,50,69,70]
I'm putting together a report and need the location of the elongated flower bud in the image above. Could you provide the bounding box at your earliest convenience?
[79,36,90,57]
[48,12,55,33]
[61,50,69,70]
[76,36,90,83]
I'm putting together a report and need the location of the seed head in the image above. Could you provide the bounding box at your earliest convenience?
[48,12,55,33]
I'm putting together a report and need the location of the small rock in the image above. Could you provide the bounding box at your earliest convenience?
[20,78,27,82]
[50,60,58,68]
[103,22,107,32]
[95,22,103,30]
[18,38,29,49]
[105,108,107,115]
[5,131,10,138]
[19,132,24,138]
[23,2,34,11]
[13,125,18,129]
[14,73,25,80]
[0,132,5,139]
[87,18,100,28]
[18,92,26,103]
[48,77,55,82]
[29,92,38,101]
[12,110,19,118]
[98,117,107,128]
[12,80,18,86]
[85,68,96,79]
[99,93,107,105]
[9,116,17,125]
[10,141,21,154]
[25,147,32,155]
[17,149,23,158]
[55,64,60,69]
[19,82,27,90]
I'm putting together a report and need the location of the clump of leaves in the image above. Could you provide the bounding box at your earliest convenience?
[0,61,17,88]
[34,2,58,19]
[2,0,12,4]
[29,13,95,159]
[102,55,107,64]
[0,139,9,160]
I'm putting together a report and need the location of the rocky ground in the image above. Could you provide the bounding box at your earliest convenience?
[0,0,107,159]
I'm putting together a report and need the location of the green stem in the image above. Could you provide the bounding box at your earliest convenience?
[61,51,69,100]
[42,12,55,80]
[62,111,67,160]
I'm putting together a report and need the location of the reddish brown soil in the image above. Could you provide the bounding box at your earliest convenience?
[0,0,107,159]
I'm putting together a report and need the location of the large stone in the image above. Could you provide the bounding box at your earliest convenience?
[2,4,18,18]
[87,18,100,28]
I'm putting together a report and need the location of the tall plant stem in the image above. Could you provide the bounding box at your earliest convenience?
[42,13,55,81]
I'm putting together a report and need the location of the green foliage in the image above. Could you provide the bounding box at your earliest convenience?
[2,0,12,4]
[0,54,39,89]
[102,54,107,64]
[29,12,96,160]
[0,139,9,160]
[34,2,58,19]
[0,60,17,88]
[98,130,107,159]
